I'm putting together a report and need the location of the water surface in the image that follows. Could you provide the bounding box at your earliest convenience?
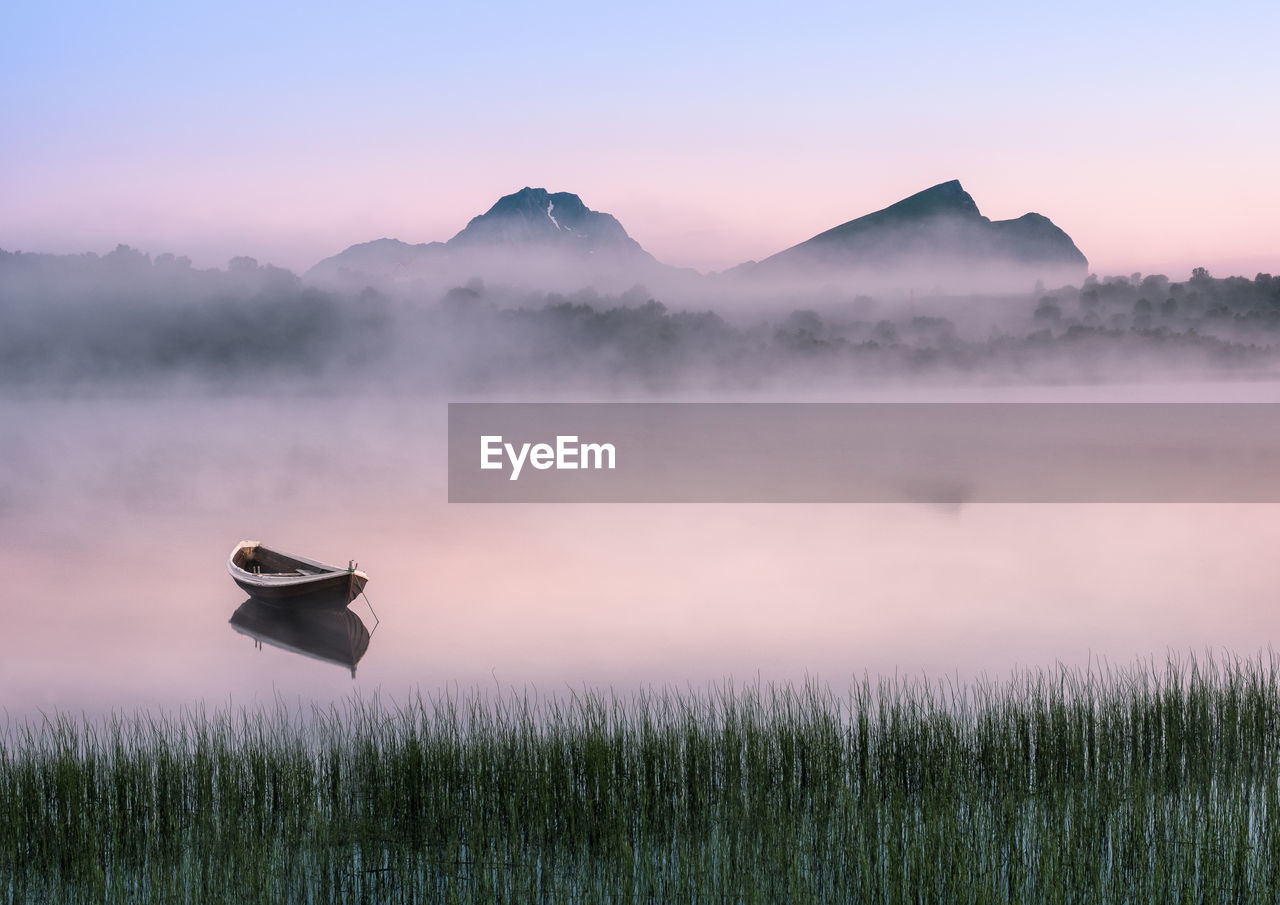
[4,382,1278,718]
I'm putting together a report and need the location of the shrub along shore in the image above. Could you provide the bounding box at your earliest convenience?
[4,654,1279,903]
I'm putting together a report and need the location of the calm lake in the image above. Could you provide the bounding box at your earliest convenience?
[4,380,1279,719]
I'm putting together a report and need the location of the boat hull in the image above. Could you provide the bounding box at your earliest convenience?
[228,541,369,609]
[230,571,367,606]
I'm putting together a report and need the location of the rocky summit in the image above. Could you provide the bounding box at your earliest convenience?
[741,180,1087,290]
[446,187,640,253]
[308,187,660,291]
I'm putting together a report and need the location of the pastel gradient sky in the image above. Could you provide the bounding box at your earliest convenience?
[2,0,1277,279]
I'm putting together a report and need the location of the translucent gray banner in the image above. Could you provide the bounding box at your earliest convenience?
[447,403,1280,502]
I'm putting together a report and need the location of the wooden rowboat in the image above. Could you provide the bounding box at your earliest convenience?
[227,540,368,607]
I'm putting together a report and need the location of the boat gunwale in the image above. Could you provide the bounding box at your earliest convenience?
[227,540,369,589]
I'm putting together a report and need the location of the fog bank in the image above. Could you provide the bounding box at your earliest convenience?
[3,246,1278,395]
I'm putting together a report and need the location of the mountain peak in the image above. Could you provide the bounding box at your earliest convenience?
[485,187,587,219]
[309,186,662,290]
[449,187,636,251]
[876,180,981,220]
[786,181,982,254]
[749,179,1086,289]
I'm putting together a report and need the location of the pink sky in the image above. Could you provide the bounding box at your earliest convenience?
[3,145,1275,281]
[3,1,1276,281]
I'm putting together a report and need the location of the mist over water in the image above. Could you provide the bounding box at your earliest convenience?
[3,246,1279,394]
[6,387,1280,720]
[4,246,1280,718]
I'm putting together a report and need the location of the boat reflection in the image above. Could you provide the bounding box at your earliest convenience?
[229,596,373,677]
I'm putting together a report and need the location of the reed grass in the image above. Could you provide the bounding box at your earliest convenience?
[4,653,1280,903]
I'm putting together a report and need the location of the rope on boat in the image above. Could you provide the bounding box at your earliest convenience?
[359,588,380,633]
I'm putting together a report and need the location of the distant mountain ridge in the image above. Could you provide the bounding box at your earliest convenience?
[308,187,660,290]
[309,181,1088,294]
[740,180,1087,288]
